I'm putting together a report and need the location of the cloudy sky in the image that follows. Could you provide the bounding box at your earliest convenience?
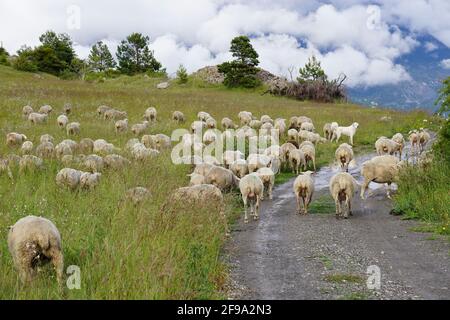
[0,0,449,87]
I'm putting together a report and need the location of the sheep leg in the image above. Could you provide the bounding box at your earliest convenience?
[386,183,392,199]
[350,134,354,146]
[360,179,370,200]
[335,199,340,219]
[313,158,316,172]
[348,199,353,216]
[254,196,261,220]
[243,196,249,223]
[296,193,301,214]
[268,183,273,200]
[344,195,349,219]
[50,249,64,286]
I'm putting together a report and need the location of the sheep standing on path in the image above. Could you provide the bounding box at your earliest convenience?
[329,172,357,219]
[409,130,420,157]
[256,167,275,200]
[289,149,305,175]
[239,174,264,223]
[300,144,316,172]
[293,171,314,215]
[360,155,402,199]
[8,216,63,285]
[391,133,405,160]
[418,129,431,153]
[335,143,354,172]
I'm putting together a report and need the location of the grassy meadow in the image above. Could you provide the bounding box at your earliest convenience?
[0,65,432,299]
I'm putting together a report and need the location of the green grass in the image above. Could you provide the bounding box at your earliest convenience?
[309,195,336,214]
[0,65,431,299]
[324,273,365,284]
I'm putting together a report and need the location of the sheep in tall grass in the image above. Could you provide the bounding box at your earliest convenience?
[239,173,264,223]
[323,122,335,140]
[193,162,215,176]
[247,154,272,173]
[289,116,299,129]
[360,155,403,199]
[293,171,315,215]
[204,166,240,191]
[55,142,73,160]
[40,134,54,144]
[63,103,72,115]
[66,122,81,136]
[221,117,236,130]
[8,216,63,285]
[57,114,69,129]
[115,119,128,133]
[261,122,274,132]
[375,137,401,156]
[274,118,287,136]
[172,111,185,123]
[21,141,34,155]
[131,143,159,161]
[83,154,104,173]
[335,143,354,172]
[28,112,48,125]
[97,105,111,116]
[93,139,117,155]
[191,120,207,134]
[188,173,206,186]
[22,105,34,119]
[223,150,245,168]
[0,158,13,179]
[78,138,94,154]
[418,129,431,153]
[333,122,359,145]
[61,155,85,167]
[238,111,253,125]
[249,119,262,130]
[203,129,219,145]
[205,117,217,129]
[39,105,53,115]
[154,134,171,150]
[230,159,249,178]
[260,115,273,125]
[300,122,315,132]
[56,168,83,190]
[143,107,157,122]
[197,111,211,122]
[125,187,151,206]
[6,133,27,148]
[36,142,55,159]
[256,167,275,200]
[288,129,299,142]
[297,116,313,128]
[330,172,357,219]
[300,143,316,171]
[391,133,405,159]
[19,155,44,172]
[104,154,131,170]
[170,184,224,216]
[289,149,305,175]
[80,172,102,190]
[104,109,127,121]
[131,121,150,136]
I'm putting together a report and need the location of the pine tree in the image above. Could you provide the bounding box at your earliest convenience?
[298,55,327,82]
[88,41,116,72]
[116,33,162,75]
[176,64,188,84]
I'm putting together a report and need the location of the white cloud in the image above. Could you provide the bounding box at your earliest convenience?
[424,42,438,52]
[441,59,450,69]
[0,0,448,87]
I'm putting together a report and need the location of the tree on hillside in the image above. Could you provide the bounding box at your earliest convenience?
[13,46,38,72]
[88,41,116,72]
[298,55,327,82]
[0,46,9,65]
[436,76,450,115]
[176,64,188,84]
[116,33,162,75]
[218,35,261,88]
[39,31,75,68]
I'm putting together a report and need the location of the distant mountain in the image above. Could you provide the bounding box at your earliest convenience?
[348,36,450,112]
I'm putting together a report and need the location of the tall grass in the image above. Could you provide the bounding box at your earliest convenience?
[0,65,431,299]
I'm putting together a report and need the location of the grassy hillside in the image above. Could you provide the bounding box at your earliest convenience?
[0,66,431,299]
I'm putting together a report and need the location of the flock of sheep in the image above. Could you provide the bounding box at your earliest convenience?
[1,103,431,286]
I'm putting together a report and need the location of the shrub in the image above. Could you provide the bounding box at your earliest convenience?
[177,64,188,84]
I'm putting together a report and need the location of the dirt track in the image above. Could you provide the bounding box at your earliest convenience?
[227,146,450,300]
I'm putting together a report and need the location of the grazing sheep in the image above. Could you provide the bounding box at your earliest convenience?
[191,120,207,134]
[66,122,81,136]
[143,107,157,122]
[300,122,315,132]
[170,184,224,215]
[238,111,253,125]
[61,139,78,152]
[280,142,297,167]
[36,142,55,159]
[193,163,215,176]
[125,187,151,206]
[288,129,299,142]
[300,144,316,171]
[22,105,34,118]
[19,155,43,172]
[6,133,27,148]
[289,116,299,130]
[80,172,101,190]
[239,173,264,223]
[204,166,240,191]
[104,154,131,170]
[188,173,206,186]
[197,111,211,122]
[115,119,128,133]
[131,143,159,161]
[221,117,236,130]
[260,115,273,125]
[40,134,54,144]
[203,129,219,145]
[142,134,171,150]
[131,121,150,136]
[104,109,127,121]
[298,130,326,145]
[333,122,359,145]
[335,143,354,172]
[247,154,272,173]
[93,139,117,155]
[274,118,287,136]
[230,159,249,178]
[97,105,111,116]
[293,171,315,215]
[223,150,245,168]
[297,116,313,128]
[264,145,280,159]
[360,155,402,200]
[260,122,274,132]
[7,154,22,168]
[418,129,431,153]
[78,138,94,154]
[83,154,104,173]
[28,112,48,125]
[205,117,217,129]
[375,137,401,156]
[409,130,420,156]
[329,172,357,219]
[172,111,185,123]
[21,141,34,155]
[61,155,84,167]
[8,216,63,285]
[0,158,13,179]
[56,168,83,190]
[39,105,53,114]
[249,119,263,130]
[391,133,405,159]
[289,149,305,175]
[57,114,69,129]
[63,103,72,115]
[323,123,333,140]
[55,142,73,160]
[256,167,275,200]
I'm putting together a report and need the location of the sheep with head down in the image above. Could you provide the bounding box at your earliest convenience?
[335,143,354,172]
[289,149,305,175]
[391,133,405,159]
[293,171,314,215]
[197,111,211,122]
[115,119,128,133]
[230,159,249,178]
[6,133,27,148]
[239,173,264,223]
[330,172,358,219]
[66,122,81,136]
[8,216,63,285]
[256,167,275,200]
[56,168,83,190]
[78,138,94,154]
[97,105,111,116]
[57,115,69,129]
[93,139,118,155]
[204,166,240,191]
[40,134,54,144]
[188,173,206,186]
[131,121,150,136]
[80,172,102,190]
[104,154,131,170]
[172,111,185,123]
[20,141,34,155]
[221,117,236,130]
[143,107,157,122]
[39,105,53,114]
[169,184,225,217]
[125,187,151,206]
[83,154,104,173]
[19,155,43,173]
[28,112,48,125]
[300,143,316,171]
[22,105,34,119]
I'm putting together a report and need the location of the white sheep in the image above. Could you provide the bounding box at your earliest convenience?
[36,142,55,159]
[170,184,224,216]
[409,130,420,156]
[279,142,297,168]
[391,133,405,159]
[270,156,281,175]
[274,118,287,136]
[66,122,81,136]
[375,137,401,157]
[230,159,249,178]
[8,216,63,284]
[335,143,354,172]
[143,107,157,122]
[188,173,206,186]
[125,187,151,206]
[297,116,313,128]
[360,155,402,199]
[115,119,128,133]
[197,111,211,122]
[193,163,215,176]
[238,111,253,125]
[293,171,315,215]
[418,129,431,153]
[289,116,299,129]
[6,132,27,148]
[204,166,240,191]
[28,112,48,125]
[131,121,150,136]
[56,168,83,190]
[78,138,94,154]
[55,142,73,160]
[333,122,359,145]
[249,119,263,130]
[40,134,54,144]
[329,172,357,219]
[63,103,72,115]
[21,141,34,155]
[221,117,236,130]
[97,105,111,116]
[80,172,102,190]
[131,143,159,161]
[288,129,299,142]
[39,105,53,114]
[289,149,305,175]
[239,173,264,223]
[223,150,245,168]
[300,144,316,171]
[172,111,185,123]
[83,154,104,173]
[104,154,131,170]
[57,114,69,129]
[19,155,43,172]
[256,167,275,200]
[260,115,273,125]
[300,122,315,132]
[247,154,272,173]
[191,120,207,134]
[205,117,217,129]
[104,109,127,121]
[93,139,117,155]
[22,105,34,118]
